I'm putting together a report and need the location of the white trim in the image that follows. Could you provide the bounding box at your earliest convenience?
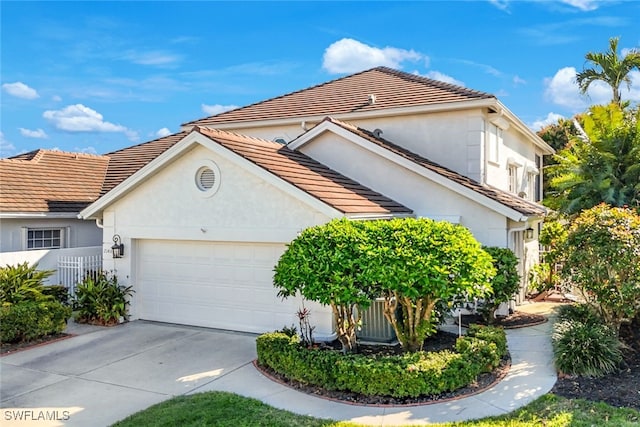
[291,121,534,222]
[79,130,344,220]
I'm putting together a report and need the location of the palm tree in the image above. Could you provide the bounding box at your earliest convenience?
[576,37,640,106]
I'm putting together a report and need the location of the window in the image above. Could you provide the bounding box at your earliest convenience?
[508,165,518,193]
[486,123,501,164]
[27,228,62,249]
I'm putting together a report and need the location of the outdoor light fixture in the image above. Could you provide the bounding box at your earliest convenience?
[525,227,534,240]
[111,234,124,259]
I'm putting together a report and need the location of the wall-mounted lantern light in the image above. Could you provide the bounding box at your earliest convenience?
[525,227,534,240]
[111,234,124,258]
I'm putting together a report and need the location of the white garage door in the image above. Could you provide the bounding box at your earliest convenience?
[136,240,296,333]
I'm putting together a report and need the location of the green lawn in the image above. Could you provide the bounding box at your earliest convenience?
[112,392,640,427]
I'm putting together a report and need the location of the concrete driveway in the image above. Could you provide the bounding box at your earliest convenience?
[0,321,258,427]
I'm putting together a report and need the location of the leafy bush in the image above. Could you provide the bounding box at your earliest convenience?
[42,285,70,305]
[478,247,520,324]
[256,326,506,398]
[0,300,71,343]
[561,204,640,335]
[552,318,622,378]
[557,303,602,325]
[73,271,133,325]
[0,262,54,304]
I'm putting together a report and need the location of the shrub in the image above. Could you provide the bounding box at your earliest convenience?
[42,285,70,306]
[557,303,602,325]
[0,262,54,304]
[478,247,520,324]
[73,271,133,325]
[561,204,640,335]
[552,318,622,378]
[0,300,71,343]
[256,326,506,398]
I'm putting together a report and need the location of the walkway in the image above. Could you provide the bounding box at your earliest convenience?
[198,302,559,425]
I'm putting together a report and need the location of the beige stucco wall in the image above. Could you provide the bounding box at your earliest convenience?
[298,132,509,247]
[99,143,336,336]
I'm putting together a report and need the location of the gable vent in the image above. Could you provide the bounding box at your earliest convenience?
[196,167,216,191]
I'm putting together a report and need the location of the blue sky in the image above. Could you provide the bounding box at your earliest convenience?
[1,0,639,157]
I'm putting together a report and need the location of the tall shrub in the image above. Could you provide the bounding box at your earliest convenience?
[0,262,54,304]
[561,204,640,335]
[478,247,520,324]
[274,219,378,353]
[364,219,495,352]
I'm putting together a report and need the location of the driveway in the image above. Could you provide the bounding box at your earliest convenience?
[0,321,258,427]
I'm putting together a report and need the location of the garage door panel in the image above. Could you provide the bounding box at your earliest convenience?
[136,240,292,333]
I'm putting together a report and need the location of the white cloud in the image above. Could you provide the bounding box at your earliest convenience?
[2,82,39,99]
[19,128,48,139]
[77,146,97,155]
[488,0,510,11]
[43,104,139,141]
[322,38,423,74]
[513,75,526,86]
[530,112,565,131]
[156,127,172,138]
[423,71,465,87]
[0,131,16,157]
[622,70,640,102]
[201,104,239,116]
[559,0,600,11]
[52,95,62,102]
[122,50,181,66]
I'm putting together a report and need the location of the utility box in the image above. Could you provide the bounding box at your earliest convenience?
[357,299,396,343]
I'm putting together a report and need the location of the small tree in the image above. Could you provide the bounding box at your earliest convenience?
[529,219,568,293]
[273,219,377,353]
[478,247,520,325]
[562,204,640,336]
[364,218,495,352]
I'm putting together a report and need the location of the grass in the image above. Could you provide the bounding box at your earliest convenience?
[112,392,640,427]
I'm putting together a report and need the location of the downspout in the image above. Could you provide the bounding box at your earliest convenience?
[95,218,104,229]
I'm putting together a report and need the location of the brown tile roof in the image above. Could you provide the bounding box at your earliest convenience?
[0,150,110,213]
[184,66,495,127]
[195,127,412,216]
[100,131,189,196]
[322,118,546,217]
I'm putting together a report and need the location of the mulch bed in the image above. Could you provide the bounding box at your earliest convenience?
[551,320,640,410]
[255,330,511,406]
[457,310,548,329]
[1,333,72,356]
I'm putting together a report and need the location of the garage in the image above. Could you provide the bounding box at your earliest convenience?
[135,239,296,333]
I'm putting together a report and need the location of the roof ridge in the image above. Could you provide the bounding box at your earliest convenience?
[183,67,383,127]
[373,66,494,98]
[197,126,283,147]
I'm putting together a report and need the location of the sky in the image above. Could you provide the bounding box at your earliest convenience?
[1,1,639,158]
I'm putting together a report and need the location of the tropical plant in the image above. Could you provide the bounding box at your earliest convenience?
[477,247,520,325]
[576,36,640,107]
[561,204,640,336]
[547,103,640,214]
[364,218,495,352]
[274,219,377,353]
[529,219,568,293]
[0,262,54,304]
[73,271,134,326]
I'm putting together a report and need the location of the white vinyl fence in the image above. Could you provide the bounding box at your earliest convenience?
[57,254,103,297]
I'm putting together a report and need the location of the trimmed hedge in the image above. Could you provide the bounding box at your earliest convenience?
[256,325,507,398]
[0,300,72,343]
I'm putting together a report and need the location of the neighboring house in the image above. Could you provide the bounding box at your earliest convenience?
[0,149,108,253]
[79,67,554,339]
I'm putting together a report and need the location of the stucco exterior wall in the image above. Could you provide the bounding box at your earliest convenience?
[99,143,335,335]
[0,218,102,252]
[298,133,508,247]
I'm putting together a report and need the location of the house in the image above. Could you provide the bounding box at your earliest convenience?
[0,149,108,253]
[79,67,554,339]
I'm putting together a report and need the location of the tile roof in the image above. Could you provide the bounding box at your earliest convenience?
[100,131,189,196]
[321,118,546,217]
[184,66,495,127]
[1,150,110,213]
[195,126,412,216]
